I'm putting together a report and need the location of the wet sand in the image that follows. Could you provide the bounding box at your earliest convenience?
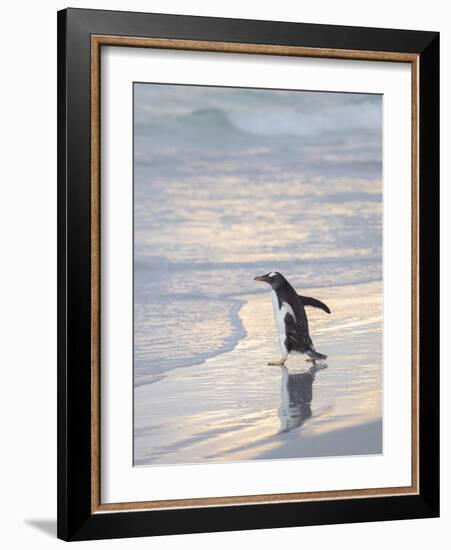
[134,280,382,466]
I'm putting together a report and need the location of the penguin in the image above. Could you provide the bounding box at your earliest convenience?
[254,271,330,366]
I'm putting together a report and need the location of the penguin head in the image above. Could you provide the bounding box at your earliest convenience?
[254,271,286,289]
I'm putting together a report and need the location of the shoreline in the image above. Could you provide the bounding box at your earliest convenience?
[134,280,383,466]
[134,296,247,387]
[134,274,383,388]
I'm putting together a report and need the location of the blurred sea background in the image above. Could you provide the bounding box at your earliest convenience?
[133,84,383,465]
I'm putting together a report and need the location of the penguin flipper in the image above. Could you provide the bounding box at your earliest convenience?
[298,295,331,314]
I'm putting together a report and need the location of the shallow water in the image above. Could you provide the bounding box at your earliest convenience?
[133,84,382,464]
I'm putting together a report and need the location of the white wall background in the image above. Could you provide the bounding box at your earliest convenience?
[0,0,448,547]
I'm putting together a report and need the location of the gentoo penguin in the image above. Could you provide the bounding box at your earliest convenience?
[254,271,330,366]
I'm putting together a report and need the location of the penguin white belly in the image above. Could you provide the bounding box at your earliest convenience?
[271,291,296,357]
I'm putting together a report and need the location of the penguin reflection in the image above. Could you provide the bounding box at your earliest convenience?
[278,365,325,433]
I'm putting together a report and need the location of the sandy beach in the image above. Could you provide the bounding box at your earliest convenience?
[134,280,382,466]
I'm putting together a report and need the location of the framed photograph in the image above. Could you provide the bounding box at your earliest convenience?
[57,8,439,541]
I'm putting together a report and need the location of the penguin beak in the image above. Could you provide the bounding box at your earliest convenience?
[254,275,268,282]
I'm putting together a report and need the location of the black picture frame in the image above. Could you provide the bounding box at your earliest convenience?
[57,7,439,541]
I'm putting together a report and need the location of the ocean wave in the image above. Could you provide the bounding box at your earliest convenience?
[134,298,246,387]
[136,105,381,143]
[134,85,382,142]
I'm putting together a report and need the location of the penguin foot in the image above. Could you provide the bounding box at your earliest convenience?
[268,358,286,366]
